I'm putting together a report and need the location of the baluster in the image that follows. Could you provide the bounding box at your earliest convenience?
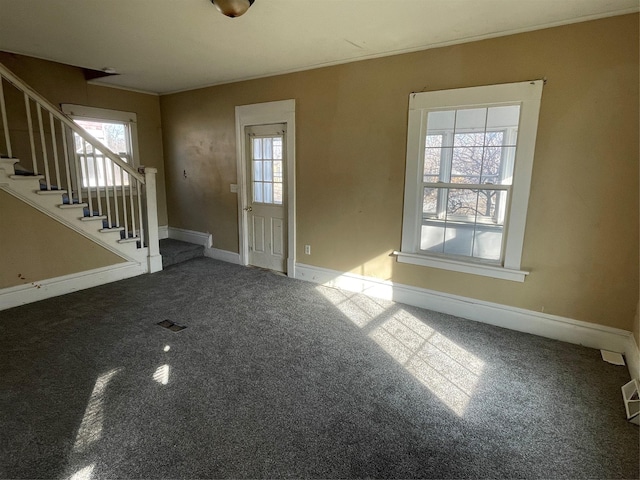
[0,78,12,158]
[74,139,83,204]
[61,125,74,203]
[136,179,144,248]
[24,94,38,174]
[101,156,112,228]
[82,140,93,216]
[36,105,51,190]
[49,112,61,189]
[129,172,137,238]
[112,163,120,227]
[92,150,102,215]
[120,168,129,238]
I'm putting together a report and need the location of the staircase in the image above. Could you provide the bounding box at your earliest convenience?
[0,62,162,280]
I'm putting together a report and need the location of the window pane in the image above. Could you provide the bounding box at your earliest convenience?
[486,105,520,130]
[273,161,283,183]
[253,138,262,159]
[451,143,483,183]
[253,182,263,202]
[475,189,498,219]
[273,137,283,159]
[472,224,503,261]
[263,138,273,159]
[421,220,446,253]
[424,134,442,181]
[264,182,273,203]
[454,132,484,148]
[427,111,455,142]
[454,108,486,132]
[263,160,273,182]
[274,183,283,204]
[480,146,502,183]
[446,188,478,218]
[423,187,438,214]
[253,161,262,181]
[484,131,504,147]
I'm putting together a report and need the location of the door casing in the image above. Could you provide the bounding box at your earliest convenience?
[235,100,296,277]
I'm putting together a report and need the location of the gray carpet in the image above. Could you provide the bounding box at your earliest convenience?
[1,257,638,479]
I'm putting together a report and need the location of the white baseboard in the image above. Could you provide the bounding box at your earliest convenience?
[0,262,147,311]
[158,225,169,240]
[168,227,212,247]
[295,263,636,374]
[204,247,241,264]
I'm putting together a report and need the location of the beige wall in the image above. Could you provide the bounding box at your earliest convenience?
[0,190,124,289]
[160,14,639,331]
[0,52,167,226]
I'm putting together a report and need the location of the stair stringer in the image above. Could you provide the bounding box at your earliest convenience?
[0,170,148,267]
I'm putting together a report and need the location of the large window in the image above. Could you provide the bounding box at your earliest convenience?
[61,104,139,188]
[398,81,543,282]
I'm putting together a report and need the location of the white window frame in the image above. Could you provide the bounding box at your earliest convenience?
[397,80,544,282]
[61,104,140,189]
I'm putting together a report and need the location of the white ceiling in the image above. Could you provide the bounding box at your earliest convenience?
[0,0,637,95]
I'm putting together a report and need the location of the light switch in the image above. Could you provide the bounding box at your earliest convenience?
[230,184,238,193]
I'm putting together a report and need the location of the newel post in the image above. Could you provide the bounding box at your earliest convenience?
[142,167,163,273]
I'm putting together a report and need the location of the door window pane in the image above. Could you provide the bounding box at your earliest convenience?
[253,138,262,159]
[251,135,284,205]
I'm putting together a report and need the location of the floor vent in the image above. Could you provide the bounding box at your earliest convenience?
[157,319,187,332]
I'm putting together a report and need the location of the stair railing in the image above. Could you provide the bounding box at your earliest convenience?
[0,62,161,272]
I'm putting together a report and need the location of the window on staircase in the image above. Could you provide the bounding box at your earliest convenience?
[61,104,139,188]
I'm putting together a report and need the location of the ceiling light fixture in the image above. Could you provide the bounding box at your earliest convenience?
[211,0,255,18]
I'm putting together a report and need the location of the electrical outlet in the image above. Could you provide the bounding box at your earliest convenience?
[304,245,311,255]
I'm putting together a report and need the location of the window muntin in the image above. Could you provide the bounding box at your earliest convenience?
[252,135,283,205]
[398,81,544,281]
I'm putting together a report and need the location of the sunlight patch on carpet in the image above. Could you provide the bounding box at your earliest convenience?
[370,309,484,416]
[318,286,484,416]
[65,464,95,480]
[74,369,121,452]
[153,364,170,385]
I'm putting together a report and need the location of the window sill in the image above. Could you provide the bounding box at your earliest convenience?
[393,251,529,282]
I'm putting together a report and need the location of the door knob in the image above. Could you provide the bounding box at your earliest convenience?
[244,206,253,212]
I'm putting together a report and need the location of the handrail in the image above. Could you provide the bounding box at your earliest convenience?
[0,62,144,184]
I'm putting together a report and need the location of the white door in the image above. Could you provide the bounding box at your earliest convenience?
[245,124,287,272]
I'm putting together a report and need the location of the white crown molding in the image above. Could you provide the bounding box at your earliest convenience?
[0,262,147,311]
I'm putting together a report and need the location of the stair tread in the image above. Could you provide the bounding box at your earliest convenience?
[38,189,68,195]
[99,227,125,233]
[10,174,44,180]
[118,237,140,244]
[59,203,89,209]
[80,215,107,221]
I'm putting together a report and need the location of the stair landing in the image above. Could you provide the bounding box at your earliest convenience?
[160,239,204,268]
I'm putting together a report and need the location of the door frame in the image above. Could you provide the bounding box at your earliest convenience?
[235,99,296,277]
